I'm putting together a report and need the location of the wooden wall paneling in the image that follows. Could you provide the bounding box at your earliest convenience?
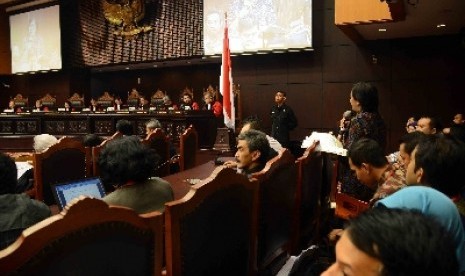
[0,8,10,74]
[323,45,359,82]
[255,54,291,85]
[321,83,353,132]
[286,52,323,84]
[287,83,323,140]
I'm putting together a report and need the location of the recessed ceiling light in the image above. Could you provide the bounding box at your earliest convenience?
[378,28,387,32]
[437,24,446,28]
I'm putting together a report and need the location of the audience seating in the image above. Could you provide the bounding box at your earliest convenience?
[178,125,198,171]
[250,149,298,275]
[0,197,164,276]
[91,131,123,178]
[142,128,171,177]
[334,192,369,220]
[292,141,324,254]
[38,93,56,109]
[164,167,259,276]
[322,153,339,203]
[31,136,92,205]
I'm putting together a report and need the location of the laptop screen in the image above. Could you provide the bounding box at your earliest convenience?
[52,177,106,209]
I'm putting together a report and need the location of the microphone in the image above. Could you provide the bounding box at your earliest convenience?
[343,110,353,120]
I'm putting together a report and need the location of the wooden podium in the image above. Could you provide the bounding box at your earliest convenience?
[213,128,235,152]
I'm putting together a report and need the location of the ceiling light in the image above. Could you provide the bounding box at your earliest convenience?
[378,28,387,32]
[437,24,446,28]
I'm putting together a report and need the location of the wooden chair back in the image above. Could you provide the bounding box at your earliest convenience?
[164,167,259,276]
[38,93,56,108]
[12,93,28,108]
[67,93,85,109]
[292,141,323,254]
[179,125,198,171]
[250,149,297,275]
[128,89,141,106]
[334,192,369,220]
[32,136,92,205]
[151,89,165,106]
[91,131,123,178]
[322,153,339,203]
[142,129,171,177]
[97,91,114,108]
[0,197,163,276]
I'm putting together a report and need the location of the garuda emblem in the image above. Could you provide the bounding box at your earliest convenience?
[102,0,153,39]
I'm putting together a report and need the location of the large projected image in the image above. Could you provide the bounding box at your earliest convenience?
[10,5,62,74]
[204,0,312,55]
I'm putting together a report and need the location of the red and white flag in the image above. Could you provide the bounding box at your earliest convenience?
[219,13,235,130]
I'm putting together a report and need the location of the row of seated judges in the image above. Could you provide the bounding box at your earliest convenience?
[3,86,223,117]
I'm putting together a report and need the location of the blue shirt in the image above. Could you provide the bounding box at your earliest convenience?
[376,186,465,273]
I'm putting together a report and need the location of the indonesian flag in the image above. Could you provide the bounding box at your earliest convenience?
[219,13,235,130]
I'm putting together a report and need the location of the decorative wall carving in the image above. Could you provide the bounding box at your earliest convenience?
[65,0,203,67]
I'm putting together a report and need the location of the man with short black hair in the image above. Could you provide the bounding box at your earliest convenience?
[322,208,460,276]
[347,138,405,203]
[270,90,298,148]
[116,119,134,136]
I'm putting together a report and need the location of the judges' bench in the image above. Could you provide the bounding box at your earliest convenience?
[0,111,217,150]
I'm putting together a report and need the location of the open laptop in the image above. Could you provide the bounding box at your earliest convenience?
[51,177,106,210]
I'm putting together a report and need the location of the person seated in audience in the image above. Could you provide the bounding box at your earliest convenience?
[179,91,199,111]
[444,113,465,134]
[116,119,133,136]
[15,134,59,193]
[386,117,420,164]
[145,118,162,137]
[405,116,417,132]
[99,136,174,213]
[241,115,282,152]
[34,100,49,112]
[224,129,276,177]
[0,152,51,250]
[202,90,222,117]
[374,186,465,274]
[406,135,465,226]
[145,119,179,172]
[347,138,405,204]
[453,113,465,125]
[322,208,460,276]
[33,134,58,153]
[416,115,442,134]
[395,131,429,171]
[81,133,104,147]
